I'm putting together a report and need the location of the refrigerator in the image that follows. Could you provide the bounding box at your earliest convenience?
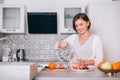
[88,1,120,63]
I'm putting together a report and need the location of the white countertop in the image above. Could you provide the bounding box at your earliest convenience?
[0,62,120,80]
[35,67,120,80]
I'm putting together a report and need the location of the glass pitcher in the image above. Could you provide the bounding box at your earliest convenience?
[56,46,73,62]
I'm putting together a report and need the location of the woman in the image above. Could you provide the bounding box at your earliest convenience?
[55,13,103,66]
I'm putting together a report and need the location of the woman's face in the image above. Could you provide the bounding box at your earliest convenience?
[75,19,89,34]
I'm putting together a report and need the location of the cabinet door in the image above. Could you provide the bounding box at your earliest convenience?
[58,4,85,34]
[0,4,26,33]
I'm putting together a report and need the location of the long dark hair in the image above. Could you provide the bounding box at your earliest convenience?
[73,13,91,33]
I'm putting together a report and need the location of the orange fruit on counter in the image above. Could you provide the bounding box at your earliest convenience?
[48,62,56,69]
[58,63,64,69]
[112,62,120,69]
[98,61,105,69]
[116,61,120,65]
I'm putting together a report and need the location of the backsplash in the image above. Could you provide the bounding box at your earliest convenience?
[2,34,69,62]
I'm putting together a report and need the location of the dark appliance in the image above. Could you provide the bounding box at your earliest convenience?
[16,49,26,61]
[27,12,57,34]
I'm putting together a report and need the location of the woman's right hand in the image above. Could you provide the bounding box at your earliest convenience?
[58,41,70,49]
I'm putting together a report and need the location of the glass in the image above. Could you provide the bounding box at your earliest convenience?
[3,8,20,29]
[64,8,81,29]
[69,48,79,66]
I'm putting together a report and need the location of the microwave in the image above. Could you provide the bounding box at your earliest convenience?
[27,12,57,34]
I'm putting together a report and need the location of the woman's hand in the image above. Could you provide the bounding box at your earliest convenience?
[77,59,87,66]
[77,59,95,66]
[58,41,70,49]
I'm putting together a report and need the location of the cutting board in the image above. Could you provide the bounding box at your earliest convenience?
[42,68,68,71]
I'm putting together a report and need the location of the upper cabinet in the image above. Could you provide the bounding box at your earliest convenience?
[0,4,26,33]
[58,4,85,34]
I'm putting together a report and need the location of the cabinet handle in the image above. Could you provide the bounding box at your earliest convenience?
[6,29,16,31]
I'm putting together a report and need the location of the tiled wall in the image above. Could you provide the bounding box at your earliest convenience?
[3,34,69,62]
[0,34,5,61]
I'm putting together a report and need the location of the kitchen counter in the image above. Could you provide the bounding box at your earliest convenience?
[0,62,120,80]
[35,67,120,80]
[0,62,38,80]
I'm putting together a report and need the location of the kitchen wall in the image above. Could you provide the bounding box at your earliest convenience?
[0,34,4,61]
[0,0,4,4]
[3,34,69,62]
[88,1,120,63]
[1,0,115,62]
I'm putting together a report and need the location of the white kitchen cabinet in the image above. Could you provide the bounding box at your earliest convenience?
[0,62,38,80]
[58,4,85,34]
[0,4,26,33]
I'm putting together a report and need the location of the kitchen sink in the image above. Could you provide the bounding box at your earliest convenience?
[0,62,38,80]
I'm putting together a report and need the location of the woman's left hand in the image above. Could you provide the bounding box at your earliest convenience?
[77,59,88,66]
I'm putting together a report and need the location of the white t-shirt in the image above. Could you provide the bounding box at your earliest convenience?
[55,34,103,66]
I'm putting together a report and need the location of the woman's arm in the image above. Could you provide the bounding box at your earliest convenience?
[93,35,104,66]
[54,34,77,49]
[77,59,95,66]
[57,41,70,48]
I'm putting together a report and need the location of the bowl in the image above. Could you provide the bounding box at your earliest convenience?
[98,67,120,76]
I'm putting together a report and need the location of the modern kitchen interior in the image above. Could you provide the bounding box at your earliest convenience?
[0,0,120,80]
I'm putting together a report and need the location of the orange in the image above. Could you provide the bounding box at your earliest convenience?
[98,61,105,69]
[48,62,56,69]
[116,61,120,65]
[58,63,64,69]
[71,65,80,70]
[112,62,120,70]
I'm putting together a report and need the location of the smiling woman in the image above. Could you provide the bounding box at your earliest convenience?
[55,13,103,67]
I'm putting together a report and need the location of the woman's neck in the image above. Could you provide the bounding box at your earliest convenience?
[79,31,91,38]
